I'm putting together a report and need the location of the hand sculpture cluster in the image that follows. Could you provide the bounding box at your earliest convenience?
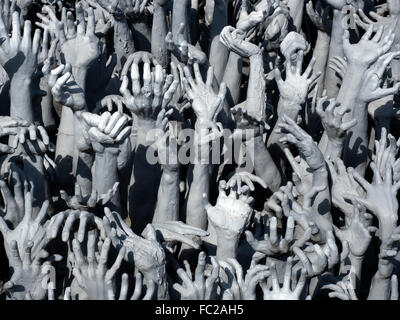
[0,0,400,301]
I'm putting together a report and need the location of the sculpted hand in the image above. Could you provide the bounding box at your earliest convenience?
[293,237,340,277]
[316,97,357,144]
[246,215,312,258]
[120,62,178,119]
[57,4,99,69]
[78,111,131,153]
[306,0,332,33]
[36,5,60,37]
[274,52,320,106]
[281,184,330,243]
[146,108,179,170]
[358,51,400,103]
[142,221,209,250]
[220,26,261,57]
[236,0,268,34]
[206,181,254,242]
[165,23,207,65]
[333,199,375,257]
[46,209,105,243]
[220,259,269,300]
[0,164,32,226]
[173,252,220,300]
[348,160,399,227]
[262,258,307,300]
[109,272,155,300]
[0,192,59,271]
[9,123,52,156]
[226,171,267,192]
[343,25,394,68]
[322,277,358,300]
[70,235,125,300]
[60,182,119,211]
[46,63,86,111]
[278,115,325,171]
[0,116,29,153]
[355,9,395,32]
[182,63,226,128]
[5,240,60,300]
[0,11,41,78]
[373,128,400,180]
[326,159,366,219]
[102,208,167,298]
[279,32,309,65]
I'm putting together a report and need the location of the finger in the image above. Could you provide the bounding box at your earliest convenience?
[270,263,280,291]
[283,256,293,291]
[23,240,33,266]
[293,247,313,276]
[293,269,307,297]
[62,210,79,242]
[10,240,22,267]
[119,273,129,300]
[131,272,143,300]
[107,246,125,279]
[195,251,206,282]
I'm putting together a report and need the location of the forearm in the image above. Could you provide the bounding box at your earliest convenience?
[73,114,93,197]
[267,99,301,149]
[342,253,364,291]
[172,0,191,43]
[247,135,282,192]
[343,99,368,174]
[22,154,47,218]
[38,80,57,133]
[71,67,88,94]
[312,166,332,220]
[94,148,120,212]
[324,9,345,98]
[55,106,75,187]
[153,168,180,223]
[208,1,229,83]
[313,31,331,97]
[379,215,398,247]
[151,4,169,68]
[10,76,33,122]
[185,162,210,230]
[286,0,305,31]
[129,119,161,233]
[75,150,94,197]
[245,53,265,118]
[318,135,344,159]
[216,233,240,261]
[368,272,391,300]
[222,52,242,108]
[114,16,135,73]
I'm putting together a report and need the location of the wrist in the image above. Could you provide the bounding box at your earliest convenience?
[216,232,240,261]
[277,98,302,118]
[135,117,156,146]
[349,251,365,262]
[11,74,32,86]
[379,215,398,241]
[71,66,88,91]
[325,137,344,157]
[94,144,119,155]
